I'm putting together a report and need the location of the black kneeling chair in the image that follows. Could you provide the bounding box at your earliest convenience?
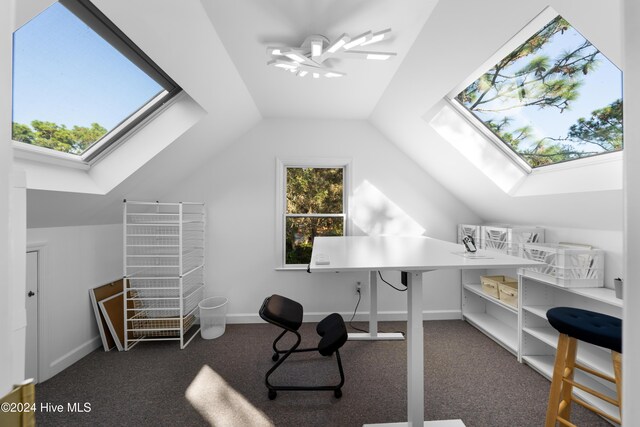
[259,294,348,400]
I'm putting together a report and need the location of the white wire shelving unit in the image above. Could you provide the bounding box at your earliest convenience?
[124,200,205,350]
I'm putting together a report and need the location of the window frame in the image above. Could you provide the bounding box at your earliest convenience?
[11,0,182,165]
[275,158,351,270]
[446,6,622,172]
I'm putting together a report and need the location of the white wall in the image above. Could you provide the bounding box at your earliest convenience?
[27,224,122,381]
[163,119,481,321]
[623,0,640,422]
[10,171,27,385]
[0,0,16,396]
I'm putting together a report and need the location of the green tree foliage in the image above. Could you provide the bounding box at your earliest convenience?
[457,16,623,167]
[11,120,107,154]
[285,168,344,264]
[12,122,35,144]
[567,99,622,151]
[457,17,596,115]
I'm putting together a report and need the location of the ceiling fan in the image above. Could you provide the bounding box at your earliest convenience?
[266,28,396,78]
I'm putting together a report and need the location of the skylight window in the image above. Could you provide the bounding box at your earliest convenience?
[453,15,622,168]
[12,0,181,162]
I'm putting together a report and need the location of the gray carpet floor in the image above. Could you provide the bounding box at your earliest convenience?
[35,320,609,426]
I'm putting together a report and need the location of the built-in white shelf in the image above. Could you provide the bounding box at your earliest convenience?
[522,305,552,319]
[462,311,518,354]
[568,287,622,308]
[458,224,622,425]
[522,326,614,379]
[523,326,557,347]
[463,283,517,313]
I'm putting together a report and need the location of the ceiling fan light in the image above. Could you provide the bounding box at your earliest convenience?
[366,53,392,60]
[267,47,283,56]
[344,31,371,50]
[327,34,349,53]
[285,52,307,63]
[311,40,323,57]
[267,29,393,79]
[361,28,391,46]
[272,60,298,70]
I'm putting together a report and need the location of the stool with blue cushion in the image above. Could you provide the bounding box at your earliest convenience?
[259,294,347,400]
[545,307,622,426]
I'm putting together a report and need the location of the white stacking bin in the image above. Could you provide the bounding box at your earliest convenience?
[457,224,481,245]
[481,224,544,256]
[520,243,604,288]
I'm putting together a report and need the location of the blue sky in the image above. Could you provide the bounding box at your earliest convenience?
[12,2,162,131]
[463,18,622,154]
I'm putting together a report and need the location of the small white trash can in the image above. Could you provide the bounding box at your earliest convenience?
[199,296,228,339]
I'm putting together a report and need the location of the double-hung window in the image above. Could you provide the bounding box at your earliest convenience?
[277,160,349,268]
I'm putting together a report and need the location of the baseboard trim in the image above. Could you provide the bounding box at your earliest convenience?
[44,336,102,382]
[227,309,462,324]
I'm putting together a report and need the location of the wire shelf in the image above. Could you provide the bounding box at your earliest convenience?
[124,200,206,350]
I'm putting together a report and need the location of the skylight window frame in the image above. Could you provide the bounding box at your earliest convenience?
[11,0,182,165]
[446,98,533,174]
[446,6,622,172]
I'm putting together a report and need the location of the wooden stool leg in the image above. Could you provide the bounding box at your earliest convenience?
[558,337,577,422]
[546,333,570,427]
[612,351,622,419]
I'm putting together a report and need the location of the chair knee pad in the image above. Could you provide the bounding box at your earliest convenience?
[259,294,303,331]
[317,313,347,356]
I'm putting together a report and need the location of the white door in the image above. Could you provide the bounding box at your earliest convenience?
[25,251,38,382]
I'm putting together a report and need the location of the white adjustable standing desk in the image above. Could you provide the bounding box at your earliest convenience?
[310,236,543,427]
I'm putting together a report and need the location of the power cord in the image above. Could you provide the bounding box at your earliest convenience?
[348,288,368,333]
[348,274,407,336]
[378,271,407,291]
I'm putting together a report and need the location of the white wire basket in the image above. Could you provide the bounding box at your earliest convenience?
[521,243,604,288]
[127,266,204,291]
[129,285,204,315]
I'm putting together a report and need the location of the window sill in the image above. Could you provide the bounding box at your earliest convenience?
[275,266,310,271]
[13,141,90,170]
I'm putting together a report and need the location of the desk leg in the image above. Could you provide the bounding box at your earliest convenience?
[348,271,404,341]
[407,271,425,426]
[362,271,465,427]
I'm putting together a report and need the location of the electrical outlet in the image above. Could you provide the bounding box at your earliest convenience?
[355,281,362,294]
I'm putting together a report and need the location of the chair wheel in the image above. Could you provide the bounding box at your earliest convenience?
[334,389,342,398]
[272,353,279,362]
[268,390,277,400]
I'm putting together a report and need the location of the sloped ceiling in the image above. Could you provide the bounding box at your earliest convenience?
[25,0,624,231]
[370,0,623,230]
[201,0,439,119]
